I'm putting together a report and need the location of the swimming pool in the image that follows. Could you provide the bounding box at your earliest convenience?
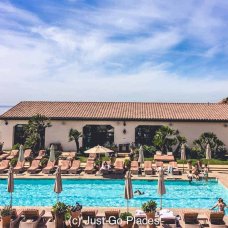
[0,179,228,211]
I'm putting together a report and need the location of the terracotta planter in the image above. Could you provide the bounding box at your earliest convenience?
[120,221,134,228]
[70,211,81,228]
[2,215,11,228]
[54,213,65,228]
[146,212,155,228]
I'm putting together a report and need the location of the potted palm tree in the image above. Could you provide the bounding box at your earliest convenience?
[120,212,134,228]
[142,200,157,227]
[1,206,12,228]
[52,202,70,227]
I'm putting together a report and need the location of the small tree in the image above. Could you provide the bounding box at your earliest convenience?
[68,128,82,152]
[220,97,228,104]
[24,114,51,152]
[193,132,226,159]
[153,126,187,156]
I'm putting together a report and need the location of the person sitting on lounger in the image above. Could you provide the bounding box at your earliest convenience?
[192,164,200,180]
[187,170,193,183]
[211,198,228,213]
[134,190,145,195]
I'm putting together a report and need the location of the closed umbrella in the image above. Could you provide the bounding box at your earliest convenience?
[181,144,186,173]
[206,144,212,160]
[7,166,14,208]
[124,171,133,212]
[49,144,55,162]
[206,144,212,167]
[138,146,144,165]
[54,166,62,202]
[18,145,24,162]
[157,167,166,209]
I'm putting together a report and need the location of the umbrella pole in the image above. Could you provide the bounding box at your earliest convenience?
[160,196,162,210]
[10,192,12,208]
[127,199,129,212]
[182,160,184,174]
[57,193,59,203]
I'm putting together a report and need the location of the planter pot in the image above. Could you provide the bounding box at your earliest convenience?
[146,212,155,228]
[70,211,81,228]
[120,221,134,228]
[2,215,11,228]
[54,213,65,228]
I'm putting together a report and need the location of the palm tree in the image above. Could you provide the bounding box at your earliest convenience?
[68,128,82,152]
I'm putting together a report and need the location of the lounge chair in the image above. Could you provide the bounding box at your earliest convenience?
[206,211,227,228]
[24,149,32,160]
[81,209,98,227]
[27,160,41,174]
[34,150,46,160]
[144,161,153,175]
[68,160,80,174]
[114,160,124,174]
[6,150,19,160]
[88,153,97,161]
[84,161,95,174]
[104,210,120,228]
[181,212,200,228]
[14,161,25,174]
[9,209,24,228]
[0,160,10,173]
[155,161,163,168]
[19,209,45,228]
[169,161,181,175]
[66,152,76,161]
[42,161,55,174]
[0,151,9,160]
[130,161,139,175]
[58,160,70,174]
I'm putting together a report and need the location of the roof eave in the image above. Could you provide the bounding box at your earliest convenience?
[0,116,227,122]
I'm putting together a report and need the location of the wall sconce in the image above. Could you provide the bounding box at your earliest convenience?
[4,120,8,125]
[169,122,173,126]
[123,129,127,134]
[224,123,228,127]
[123,121,126,126]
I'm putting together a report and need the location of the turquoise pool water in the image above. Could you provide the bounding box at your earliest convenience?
[0,179,228,211]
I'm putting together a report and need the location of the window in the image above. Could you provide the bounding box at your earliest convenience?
[135,125,162,146]
[14,124,27,145]
[83,125,114,148]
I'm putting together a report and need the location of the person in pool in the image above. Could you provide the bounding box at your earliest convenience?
[187,170,193,183]
[203,164,209,181]
[134,190,145,195]
[211,198,228,213]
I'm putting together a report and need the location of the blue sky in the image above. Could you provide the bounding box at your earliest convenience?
[0,0,228,104]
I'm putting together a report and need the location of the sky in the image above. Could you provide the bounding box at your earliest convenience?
[0,0,228,105]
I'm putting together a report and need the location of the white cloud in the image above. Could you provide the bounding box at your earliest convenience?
[0,0,227,104]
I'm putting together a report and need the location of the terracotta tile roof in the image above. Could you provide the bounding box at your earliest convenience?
[0,101,228,121]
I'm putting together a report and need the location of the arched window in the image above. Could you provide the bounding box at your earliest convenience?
[83,125,114,148]
[14,124,27,145]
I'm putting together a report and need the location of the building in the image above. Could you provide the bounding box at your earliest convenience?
[0,101,228,151]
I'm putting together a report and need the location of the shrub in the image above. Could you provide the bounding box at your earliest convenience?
[10,158,18,167]
[12,143,20,150]
[52,202,70,221]
[0,206,12,217]
[124,159,131,170]
[69,202,82,212]
[120,212,133,221]
[40,158,48,167]
[142,200,157,213]
[193,132,227,159]
[143,145,156,157]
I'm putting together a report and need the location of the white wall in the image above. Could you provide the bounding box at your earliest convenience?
[0,119,227,151]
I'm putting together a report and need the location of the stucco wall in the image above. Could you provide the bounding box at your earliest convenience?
[0,119,227,151]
